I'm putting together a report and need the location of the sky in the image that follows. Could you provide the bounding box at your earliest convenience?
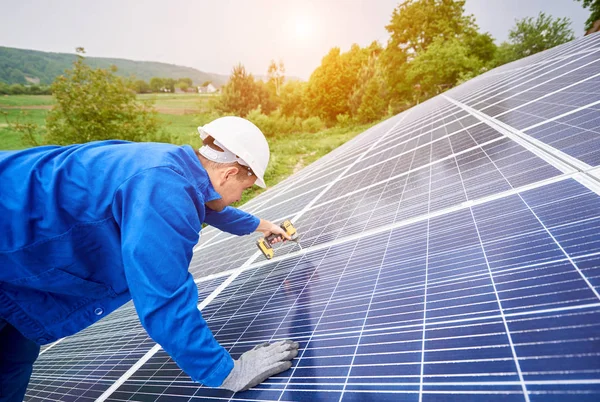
[0,0,591,80]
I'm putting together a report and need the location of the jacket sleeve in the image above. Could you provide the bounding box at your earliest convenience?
[111,166,233,387]
[204,206,260,236]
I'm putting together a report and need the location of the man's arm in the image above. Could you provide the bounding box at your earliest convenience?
[205,207,291,243]
[111,167,233,386]
[204,206,260,235]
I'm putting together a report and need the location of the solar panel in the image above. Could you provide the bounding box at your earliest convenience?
[25,33,600,401]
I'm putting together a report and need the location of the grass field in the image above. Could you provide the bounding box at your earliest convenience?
[0,94,54,107]
[0,94,376,203]
[139,93,217,113]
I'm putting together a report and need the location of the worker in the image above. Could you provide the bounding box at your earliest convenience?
[0,116,299,401]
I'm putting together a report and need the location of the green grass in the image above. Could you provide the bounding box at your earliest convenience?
[138,93,217,112]
[0,108,48,150]
[0,95,55,107]
[156,113,205,146]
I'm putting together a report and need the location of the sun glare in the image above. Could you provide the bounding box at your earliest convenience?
[294,17,313,39]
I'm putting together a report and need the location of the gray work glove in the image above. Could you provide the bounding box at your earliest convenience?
[220,340,299,392]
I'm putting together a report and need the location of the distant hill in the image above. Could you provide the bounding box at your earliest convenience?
[0,46,230,87]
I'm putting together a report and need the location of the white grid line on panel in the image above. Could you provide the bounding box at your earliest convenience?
[485,40,600,79]
[448,40,598,107]
[474,138,600,303]
[453,138,530,401]
[193,171,577,286]
[488,70,600,121]
[418,142,434,402]
[276,241,362,401]
[521,99,600,132]
[447,128,529,401]
[444,96,600,196]
[464,48,600,109]
[290,111,412,223]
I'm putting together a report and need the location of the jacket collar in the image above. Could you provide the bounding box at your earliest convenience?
[182,145,222,203]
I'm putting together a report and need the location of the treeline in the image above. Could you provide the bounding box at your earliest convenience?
[131,77,213,93]
[216,1,578,134]
[0,82,52,95]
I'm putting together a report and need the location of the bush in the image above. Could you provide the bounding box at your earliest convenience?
[44,50,159,145]
[301,116,325,133]
[9,84,25,95]
[245,107,305,137]
[336,113,351,127]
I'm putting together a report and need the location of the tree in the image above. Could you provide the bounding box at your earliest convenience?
[492,42,519,67]
[9,84,25,94]
[349,43,388,122]
[133,79,150,94]
[163,78,176,93]
[464,31,497,66]
[267,59,286,96]
[406,37,482,99]
[356,70,388,123]
[178,77,193,87]
[305,44,373,124]
[382,0,478,103]
[575,0,600,32]
[44,48,159,145]
[149,77,164,92]
[279,80,307,117]
[177,80,190,92]
[507,12,575,59]
[217,63,261,117]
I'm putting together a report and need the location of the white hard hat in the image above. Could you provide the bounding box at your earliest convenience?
[197,116,270,188]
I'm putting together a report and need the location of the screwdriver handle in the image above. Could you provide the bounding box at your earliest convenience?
[266,233,282,243]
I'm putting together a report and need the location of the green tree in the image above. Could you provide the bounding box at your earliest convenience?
[149,77,164,92]
[133,79,150,93]
[44,49,159,145]
[508,12,575,59]
[163,78,176,93]
[349,43,388,123]
[464,31,497,66]
[382,0,477,103]
[279,80,307,117]
[217,63,261,117]
[575,0,600,32]
[406,37,482,99]
[305,44,371,124]
[178,77,193,87]
[9,84,25,94]
[177,80,190,92]
[255,79,278,115]
[492,42,519,67]
[356,71,388,123]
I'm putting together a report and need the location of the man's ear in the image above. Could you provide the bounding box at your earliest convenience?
[223,166,240,182]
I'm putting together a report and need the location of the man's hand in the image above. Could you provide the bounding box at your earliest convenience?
[256,219,291,244]
[220,340,299,392]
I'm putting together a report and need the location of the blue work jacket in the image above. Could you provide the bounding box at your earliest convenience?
[0,140,260,387]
